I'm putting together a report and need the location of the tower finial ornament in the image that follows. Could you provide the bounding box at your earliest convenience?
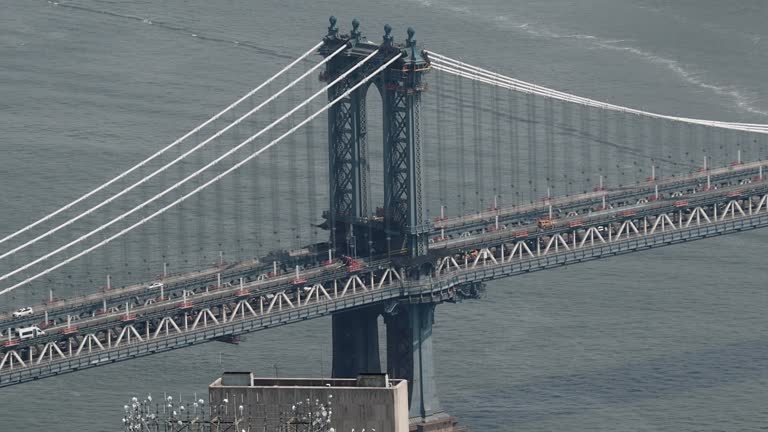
[351,18,361,41]
[383,24,394,47]
[327,15,339,38]
[406,27,418,60]
[406,27,416,46]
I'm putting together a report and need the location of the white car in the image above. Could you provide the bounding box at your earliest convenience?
[17,325,45,340]
[147,282,164,290]
[12,307,34,318]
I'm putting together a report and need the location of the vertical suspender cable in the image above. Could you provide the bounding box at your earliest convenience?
[633,113,646,180]
[693,122,701,170]
[743,130,752,163]
[654,116,663,180]
[508,89,520,205]
[562,100,573,195]
[491,83,502,205]
[648,115,656,180]
[288,89,299,251]
[672,120,682,175]
[233,107,244,260]
[101,190,112,284]
[0,42,348,261]
[436,70,447,208]
[270,81,281,252]
[597,107,608,186]
[304,76,318,249]
[217,110,228,260]
[248,94,262,258]
[471,78,483,211]
[137,158,148,275]
[159,148,169,277]
[195,107,206,268]
[455,75,466,215]
[580,104,591,193]
[526,92,537,202]
[0,52,402,295]
[0,48,384,286]
[544,96,555,196]
[615,111,627,186]
[0,41,325,248]
[428,53,768,133]
[177,133,188,268]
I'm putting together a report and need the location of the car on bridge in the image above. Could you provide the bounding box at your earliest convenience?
[12,306,34,318]
[146,282,164,290]
[16,325,45,340]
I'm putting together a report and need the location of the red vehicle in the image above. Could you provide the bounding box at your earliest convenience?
[340,255,363,272]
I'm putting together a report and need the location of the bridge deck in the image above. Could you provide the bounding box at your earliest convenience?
[1,182,766,387]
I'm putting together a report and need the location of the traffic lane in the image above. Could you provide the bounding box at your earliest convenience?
[430,184,768,250]
[0,258,309,326]
[4,263,348,349]
[433,163,763,230]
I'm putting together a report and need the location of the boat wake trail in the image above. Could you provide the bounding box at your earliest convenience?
[592,41,768,118]
[500,16,768,119]
[47,0,293,60]
[409,0,768,119]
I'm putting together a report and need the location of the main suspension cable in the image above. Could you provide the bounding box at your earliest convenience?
[0,52,402,295]
[0,41,324,248]
[0,48,382,286]
[428,53,768,134]
[0,42,347,262]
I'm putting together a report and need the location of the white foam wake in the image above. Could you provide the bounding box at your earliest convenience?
[593,41,768,118]
[408,0,768,118]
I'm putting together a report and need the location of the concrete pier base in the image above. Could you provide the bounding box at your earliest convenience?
[331,305,381,377]
[410,414,468,432]
[331,302,467,431]
[385,303,441,421]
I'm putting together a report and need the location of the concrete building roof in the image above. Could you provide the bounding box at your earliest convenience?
[211,371,406,389]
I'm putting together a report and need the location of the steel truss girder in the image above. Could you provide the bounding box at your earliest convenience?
[436,193,768,274]
[0,259,304,334]
[433,160,768,240]
[4,198,768,388]
[0,267,405,380]
[432,179,768,252]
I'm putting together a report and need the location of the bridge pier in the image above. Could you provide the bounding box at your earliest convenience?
[331,306,382,377]
[331,301,460,429]
[385,303,443,422]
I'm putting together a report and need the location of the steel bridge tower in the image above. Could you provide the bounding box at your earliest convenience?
[321,16,430,261]
[320,17,451,426]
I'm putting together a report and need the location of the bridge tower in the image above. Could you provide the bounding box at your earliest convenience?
[320,17,449,426]
[320,16,430,260]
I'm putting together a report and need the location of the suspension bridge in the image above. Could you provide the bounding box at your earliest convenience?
[1,16,768,428]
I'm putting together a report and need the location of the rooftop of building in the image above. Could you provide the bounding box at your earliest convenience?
[211,372,405,389]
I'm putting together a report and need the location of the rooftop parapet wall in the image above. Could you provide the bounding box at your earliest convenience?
[209,374,409,432]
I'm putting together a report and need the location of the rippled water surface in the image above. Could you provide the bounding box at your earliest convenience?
[1,0,768,430]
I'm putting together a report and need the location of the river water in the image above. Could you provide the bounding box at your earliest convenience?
[1,0,768,430]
